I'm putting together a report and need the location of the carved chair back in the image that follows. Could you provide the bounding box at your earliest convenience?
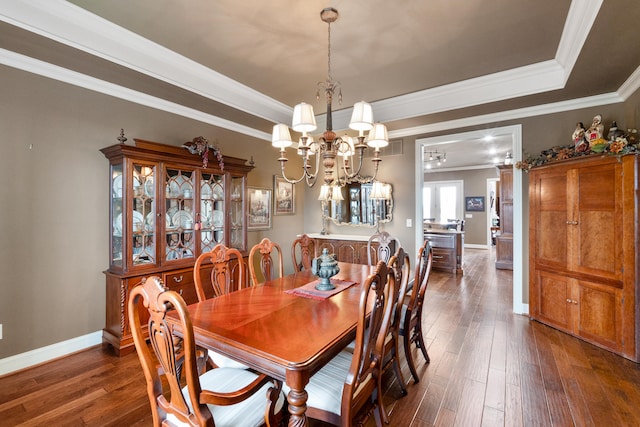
[128,276,283,426]
[248,238,284,285]
[193,244,245,301]
[341,261,395,425]
[367,231,401,265]
[291,234,316,272]
[401,239,434,383]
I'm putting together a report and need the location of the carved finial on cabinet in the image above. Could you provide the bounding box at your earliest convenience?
[117,129,127,144]
[249,156,255,167]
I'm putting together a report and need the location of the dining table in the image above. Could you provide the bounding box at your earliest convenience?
[166,261,377,427]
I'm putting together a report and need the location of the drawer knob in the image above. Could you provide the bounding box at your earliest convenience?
[173,275,184,283]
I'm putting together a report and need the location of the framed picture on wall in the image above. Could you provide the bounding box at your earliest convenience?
[273,175,295,215]
[465,196,485,212]
[248,187,272,230]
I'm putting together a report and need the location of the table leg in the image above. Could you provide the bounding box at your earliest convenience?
[287,388,308,427]
[286,371,309,426]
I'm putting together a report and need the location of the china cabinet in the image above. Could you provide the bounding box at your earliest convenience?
[529,154,639,361]
[100,138,253,355]
[495,164,513,269]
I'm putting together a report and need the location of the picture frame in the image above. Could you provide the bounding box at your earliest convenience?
[248,187,272,230]
[273,175,295,215]
[465,196,485,212]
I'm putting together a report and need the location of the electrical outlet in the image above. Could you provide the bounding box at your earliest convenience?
[0,324,3,340]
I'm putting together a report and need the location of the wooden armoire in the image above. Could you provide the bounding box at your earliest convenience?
[528,154,639,361]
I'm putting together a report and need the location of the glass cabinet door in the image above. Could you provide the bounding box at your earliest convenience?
[110,163,124,268]
[199,172,225,252]
[131,163,156,266]
[164,168,195,261]
[230,175,246,251]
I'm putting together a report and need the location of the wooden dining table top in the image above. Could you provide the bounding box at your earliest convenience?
[166,261,377,426]
[170,262,375,374]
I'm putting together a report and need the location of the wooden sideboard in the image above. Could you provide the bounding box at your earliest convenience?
[308,234,385,265]
[423,229,464,274]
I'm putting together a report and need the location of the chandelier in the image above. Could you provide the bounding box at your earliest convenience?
[271,7,389,199]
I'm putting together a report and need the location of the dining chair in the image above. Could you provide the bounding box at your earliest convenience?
[128,276,284,427]
[193,244,250,369]
[283,261,395,427]
[248,238,284,285]
[367,231,401,265]
[378,247,411,422]
[400,239,433,383]
[291,234,316,272]
[194,244,246,301]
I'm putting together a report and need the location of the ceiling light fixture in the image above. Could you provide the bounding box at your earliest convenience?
[425,150,447,168]
[271,7,388,199]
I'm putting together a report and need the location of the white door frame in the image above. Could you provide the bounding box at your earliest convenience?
[414,125,525,314]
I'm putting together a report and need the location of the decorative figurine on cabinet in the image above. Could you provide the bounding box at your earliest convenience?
[587,114,608,152]
[572,122,588,153]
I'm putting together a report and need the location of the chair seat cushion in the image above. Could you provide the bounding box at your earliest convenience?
[209,349,250,369]
[283,350,352,416]
[168,367,284,427]
[399,304,409,335]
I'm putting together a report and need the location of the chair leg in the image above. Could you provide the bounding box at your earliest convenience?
[403,332,420,384]
[372,390,385,427]
[413,324,430,364]
[391,347,408,396]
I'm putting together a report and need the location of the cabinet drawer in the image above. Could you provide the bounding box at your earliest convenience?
[163,270,198,304]
[425,234,454,249]
[432,248,454,267]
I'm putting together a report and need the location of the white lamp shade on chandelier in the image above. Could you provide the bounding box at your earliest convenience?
[366,123,390,148]
[348,101,374,133]
[292,102,317,135]
[317,184,344,201]
[272,124,293,148]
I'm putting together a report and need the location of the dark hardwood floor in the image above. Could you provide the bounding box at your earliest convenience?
[2,248,640,426]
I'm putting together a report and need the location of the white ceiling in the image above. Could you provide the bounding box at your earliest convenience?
[1,0,639,170]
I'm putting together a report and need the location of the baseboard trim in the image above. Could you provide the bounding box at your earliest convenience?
[0,331,102,377]
[464,243,491,249]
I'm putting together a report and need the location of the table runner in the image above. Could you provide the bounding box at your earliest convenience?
[285,278,357,300]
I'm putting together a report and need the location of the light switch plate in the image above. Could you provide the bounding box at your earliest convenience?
[406,218,412,227]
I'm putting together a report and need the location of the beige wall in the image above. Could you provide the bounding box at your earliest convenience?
[0,65,305,358]
[1,61,638,360]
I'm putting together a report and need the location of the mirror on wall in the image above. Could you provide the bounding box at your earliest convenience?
[323,182,393,227]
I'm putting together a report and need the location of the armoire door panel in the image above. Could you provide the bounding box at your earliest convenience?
[576,281,621,349]
[536,271,571,331]
[536,211,568,266]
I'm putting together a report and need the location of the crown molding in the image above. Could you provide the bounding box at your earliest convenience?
[0,48,272,141]
[1,0,629,144]
[0,0,293,124]
[618,64,640,100]
[388,91,624,140]
[555,0,603,82]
